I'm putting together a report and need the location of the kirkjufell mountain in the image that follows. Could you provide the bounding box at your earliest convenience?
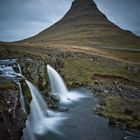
[22,0,140,48]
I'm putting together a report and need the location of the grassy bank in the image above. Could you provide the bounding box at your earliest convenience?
[98,96,140,129]
[60,58,140,84]
[0,77,17,89]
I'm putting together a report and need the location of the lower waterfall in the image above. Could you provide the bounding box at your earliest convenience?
[22,80,67,140]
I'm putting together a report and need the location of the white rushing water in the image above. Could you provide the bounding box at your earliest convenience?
[0,66,17,78]
[23,80,67,139]
[47,65,86,104]
[18,82,27,113]
[0,62,26,114]
[17,64,22,74]
[16,64,27,113]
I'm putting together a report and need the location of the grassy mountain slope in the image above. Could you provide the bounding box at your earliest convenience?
[22,0,140,49]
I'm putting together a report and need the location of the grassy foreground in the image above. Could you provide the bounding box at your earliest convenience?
[60,58,140,84]
[98,96,140,129]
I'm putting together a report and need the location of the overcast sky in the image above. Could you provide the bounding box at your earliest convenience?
[0,0,140,42]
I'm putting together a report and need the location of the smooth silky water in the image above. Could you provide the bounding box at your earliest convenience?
[47,65,86,104]
[23,80,67,138]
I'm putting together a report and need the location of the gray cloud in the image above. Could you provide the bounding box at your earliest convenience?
[0,0,140,41]
[94,0,140,35]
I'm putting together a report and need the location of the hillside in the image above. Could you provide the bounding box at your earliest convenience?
[22,0,140,48]
[0,0,140,63]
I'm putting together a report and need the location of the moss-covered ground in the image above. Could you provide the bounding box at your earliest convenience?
[60,58,140,84]
[98,96,140,129]
[0,77,17,89]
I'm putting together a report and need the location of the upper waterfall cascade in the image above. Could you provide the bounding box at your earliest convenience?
[47,65,86,104]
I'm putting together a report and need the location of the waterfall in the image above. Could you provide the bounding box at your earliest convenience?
[0,61,27,114]
[16,63,27,113]
[18,82,26,114]
[17,64,22,74]
[1,60,87,139]
[23,80,67,139]
[47,65,68,94]
[0,66,17,78]
[47,65,86,104]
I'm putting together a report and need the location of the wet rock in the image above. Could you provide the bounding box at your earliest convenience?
[57,106,69,112]
[50,94,60,102]
[93,104,100,113]
[51,105,69,112]
[108,118,126,129]
[108,118,116,127]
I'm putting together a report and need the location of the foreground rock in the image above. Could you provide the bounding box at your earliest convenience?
[0,78,26,140]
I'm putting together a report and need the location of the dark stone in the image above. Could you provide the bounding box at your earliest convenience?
[57,106,69,112]
[109,119,127,130]
[50,105,69,112]
[0,83,27,140]
[94,80,98,85]
[124,109,133,115]
[51,94,60,102]
[108,118,117,127]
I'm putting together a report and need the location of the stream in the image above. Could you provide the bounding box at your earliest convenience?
[33,88,140,140]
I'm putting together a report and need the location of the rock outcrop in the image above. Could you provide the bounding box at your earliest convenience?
[0,78,26,140]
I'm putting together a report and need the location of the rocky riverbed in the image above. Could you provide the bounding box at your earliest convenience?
[88,74,140,129]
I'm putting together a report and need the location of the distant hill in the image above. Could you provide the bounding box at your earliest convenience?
[21,0,140,48]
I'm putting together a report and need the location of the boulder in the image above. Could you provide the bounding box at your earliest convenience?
[50,94,60,102]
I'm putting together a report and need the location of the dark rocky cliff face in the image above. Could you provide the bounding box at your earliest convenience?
[19,52,66,91]
[63,0,107,20]
[0,78,26,140]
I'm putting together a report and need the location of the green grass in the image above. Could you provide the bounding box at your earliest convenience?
[98,96,140,129]
[60,58,140,85]
[131,45,140,49]
[20,80,32,113]
[100,48,140,63]
[0,77,16,89]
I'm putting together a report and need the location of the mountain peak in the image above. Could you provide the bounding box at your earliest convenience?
[72,0,97,8]
[23,0,140,47]
[63,0,103,20]
[71,0,98,11]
